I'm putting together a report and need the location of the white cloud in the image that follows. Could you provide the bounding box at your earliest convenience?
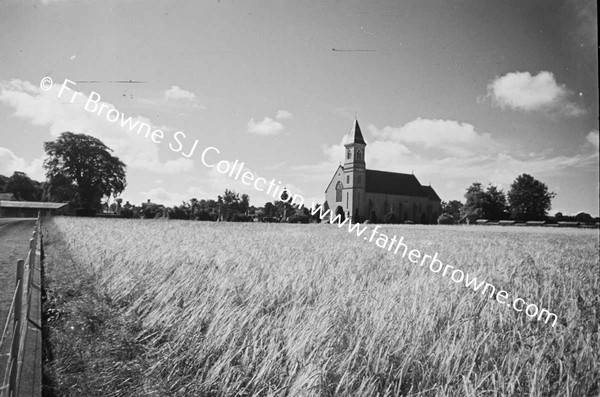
[368,118,499,158]
[586,130,599,149]
[487,71,584,116]
[164,85,196,101]
[0,79,194,175]
[247,117,284,136]
[247,110,293,136]
[275,110,293,120]
[0,147,45,180]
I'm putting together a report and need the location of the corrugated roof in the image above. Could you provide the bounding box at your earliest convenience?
[0,201,68,209]
[365,170,427,197]
[344,119,366,145]
[421,185,441,202]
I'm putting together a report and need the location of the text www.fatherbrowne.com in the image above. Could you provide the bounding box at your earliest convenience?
[308,203,559,328]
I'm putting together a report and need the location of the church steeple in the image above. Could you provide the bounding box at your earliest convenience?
[344,119,366,168]
[342,119,366,222]
[345,119,366,145]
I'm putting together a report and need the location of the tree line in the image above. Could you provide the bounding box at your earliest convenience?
[439,176,597,223]
[2,131,595,224]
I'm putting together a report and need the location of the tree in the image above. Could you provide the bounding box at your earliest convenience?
[44,132,126,211]
[217,189,250,221]
[43,172,78,204]
[507,174,555,221]
[485,185,508,220]
[441,200,463,220]
[0,174,10,193]
[5,171,43,201]
[463,182,508,220]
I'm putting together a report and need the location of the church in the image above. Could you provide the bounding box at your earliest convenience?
[325,119,442,224]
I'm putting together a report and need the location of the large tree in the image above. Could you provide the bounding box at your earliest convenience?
[508,174,555,221]
[5,171,43,201]
[44,132,126,211]
[441,200,463,220]
[463,182,508,220]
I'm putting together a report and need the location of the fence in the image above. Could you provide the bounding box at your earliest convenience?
[0,214,42,397]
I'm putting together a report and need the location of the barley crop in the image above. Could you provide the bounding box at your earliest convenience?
[42,217,599,396]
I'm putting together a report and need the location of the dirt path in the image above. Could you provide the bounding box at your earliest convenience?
[0,218,36,378]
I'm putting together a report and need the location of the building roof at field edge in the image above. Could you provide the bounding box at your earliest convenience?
[421,185,441,201]
[365,169,429,197]
[0,200,68,209]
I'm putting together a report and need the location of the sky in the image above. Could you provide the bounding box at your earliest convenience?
[0,0,598,216]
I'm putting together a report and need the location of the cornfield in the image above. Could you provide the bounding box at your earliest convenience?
[42,217,599,396]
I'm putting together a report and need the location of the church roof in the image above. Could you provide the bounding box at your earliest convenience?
[344,119,366,145]
[421,185,441,202]
[365,170,428,197]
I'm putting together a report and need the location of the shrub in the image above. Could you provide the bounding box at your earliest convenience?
[120,208,134,219]
[262,217,279,223]
[438,213,455,225]
[195,211,213,221]
[75,208,96,217]
[169,206,189,220]
[369,211,378,223]
[289,214,310,224]
[383,212,399,224]
[230,213,253,222]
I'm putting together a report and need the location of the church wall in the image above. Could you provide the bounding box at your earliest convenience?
[364,192,439,224]
[324,167,346,215]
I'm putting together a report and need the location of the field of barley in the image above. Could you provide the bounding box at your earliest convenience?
[41,217,599,396]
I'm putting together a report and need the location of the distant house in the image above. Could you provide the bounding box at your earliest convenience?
[0,200,70,217]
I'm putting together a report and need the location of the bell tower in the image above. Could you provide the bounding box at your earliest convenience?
[343,119,367,221]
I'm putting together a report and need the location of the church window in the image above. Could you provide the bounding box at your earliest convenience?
[347,149,351,160]
[335,181,343,202]
[357,149,362,160]
[347,192,349,207]
[347,175,350,184]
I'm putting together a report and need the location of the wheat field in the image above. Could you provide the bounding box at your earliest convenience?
[41,217,599,396]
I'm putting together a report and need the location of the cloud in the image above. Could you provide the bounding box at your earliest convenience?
[586,130,599,149]
[275,110,293,120]
[0,78,194,174]
[164,85,196,101]
[368,118,499,158]
[0,147,45,180]
[248,117,284,135]
[247,110,293,136]
[487,71,584,116]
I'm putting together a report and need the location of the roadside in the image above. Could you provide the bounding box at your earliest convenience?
[0,218,37,382]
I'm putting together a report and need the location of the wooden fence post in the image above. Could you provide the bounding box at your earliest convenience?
[7,260,25,396]
[14,260,24,326]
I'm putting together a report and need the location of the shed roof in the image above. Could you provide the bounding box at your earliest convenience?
[0,201,68,209]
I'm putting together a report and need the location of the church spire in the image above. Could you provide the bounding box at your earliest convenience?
[345,119,366,145]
